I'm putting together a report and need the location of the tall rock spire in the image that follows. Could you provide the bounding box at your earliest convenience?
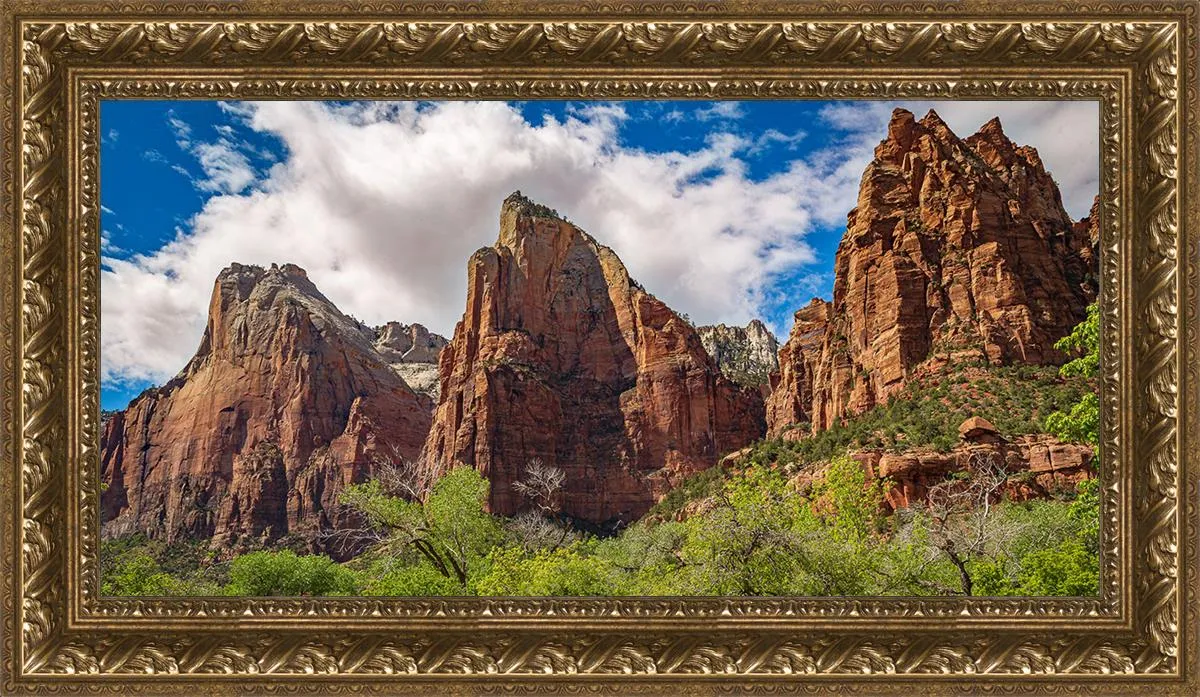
[766,109,1099,436]
[421,193,766,526]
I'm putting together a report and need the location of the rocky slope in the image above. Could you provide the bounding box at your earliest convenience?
[767,109,1099,437]
[100,263,435,553]
[716,416,1094,520]
[812,420,1090,512]
[421,192,766,526]
[697,320,780,391]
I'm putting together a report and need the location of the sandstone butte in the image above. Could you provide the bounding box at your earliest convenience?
[420,192,767,527]
[100,263,435,553]
[766,108,1100,438]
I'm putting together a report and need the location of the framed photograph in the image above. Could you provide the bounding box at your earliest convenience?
[1,1,1196,694]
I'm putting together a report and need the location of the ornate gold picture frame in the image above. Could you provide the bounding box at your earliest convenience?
[1,0,1196,693]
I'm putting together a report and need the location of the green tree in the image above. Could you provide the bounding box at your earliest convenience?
[592,520,691,595]
[1046,304,1100,447]
[814,452,888,542]
[473,544,616,596]
[102,552,177,596]
[223,550,360,596]
[341,466,502,586]
[672,464,813,595]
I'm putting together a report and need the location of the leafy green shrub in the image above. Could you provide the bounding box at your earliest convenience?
[473,544,616,596]
[223,550,360,596]
[1015,539,1099,596]
[102,552,177,596]
[361,563,462,596]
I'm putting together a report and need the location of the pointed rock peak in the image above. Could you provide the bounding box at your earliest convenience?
[967,116,1019,153]
[502,190,562,221]
[978,116,1005,138]
[919,108,947,127]
[886,108,919,146]
[917,109,960,143]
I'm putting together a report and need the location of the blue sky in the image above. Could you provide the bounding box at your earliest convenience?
[100,99,1098,410]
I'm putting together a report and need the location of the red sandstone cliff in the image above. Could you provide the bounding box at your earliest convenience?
[767,109,1099,436]
[100,263,434,552]
[421,193,766,526]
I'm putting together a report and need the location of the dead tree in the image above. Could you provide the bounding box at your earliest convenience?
[922,451,1018,595]
[372,445,425,500]
[510,459,575,551]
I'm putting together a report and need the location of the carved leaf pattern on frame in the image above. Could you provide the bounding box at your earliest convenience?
[4,2,1190,691]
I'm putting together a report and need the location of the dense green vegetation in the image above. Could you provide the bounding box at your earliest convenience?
[103,460,1098,598]
[102,306,1102,599]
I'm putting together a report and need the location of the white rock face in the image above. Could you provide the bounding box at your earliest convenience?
[373,322,448,401]
[697,319,780,388]
[373,322,448,364]
[389,363,442,401]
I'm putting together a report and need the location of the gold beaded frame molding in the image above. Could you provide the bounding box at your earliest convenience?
[1,0,1197,694]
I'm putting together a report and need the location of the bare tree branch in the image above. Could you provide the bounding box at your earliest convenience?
[511,458,566,516]
[371,446,425,500]
[919,450,1016,595]
[509,459,577,552]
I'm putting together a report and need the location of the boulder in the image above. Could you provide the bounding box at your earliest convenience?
[958,416,1004,443]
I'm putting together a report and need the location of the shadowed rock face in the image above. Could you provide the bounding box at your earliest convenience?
[100,263,434,553]
[421,192,766,527]
[767,109,1099,437]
